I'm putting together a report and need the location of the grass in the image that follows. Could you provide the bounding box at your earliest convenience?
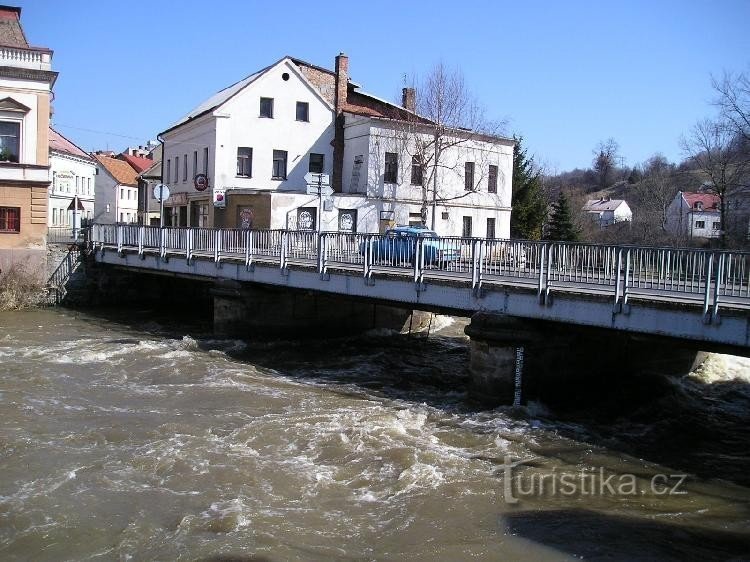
[0,262,46,310]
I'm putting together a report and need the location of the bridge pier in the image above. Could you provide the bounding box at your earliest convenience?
[212,281,428,338]
[465,313,707,407]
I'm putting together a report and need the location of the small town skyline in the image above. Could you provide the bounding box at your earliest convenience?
[18,0,750,172]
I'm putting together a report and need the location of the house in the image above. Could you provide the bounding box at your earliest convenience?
[48,127,95,228]
[582,198,632,227]
[665,191,722,239]
[92,153,139,224]
[158,53,513,238]
[136,143,162,226]
[0,5,57,274]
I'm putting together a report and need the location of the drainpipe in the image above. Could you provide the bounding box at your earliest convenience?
[157,134,165,228]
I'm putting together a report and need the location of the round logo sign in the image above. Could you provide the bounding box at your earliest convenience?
[194,173,208,191]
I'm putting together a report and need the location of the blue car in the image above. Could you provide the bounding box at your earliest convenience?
[359,225,460,265]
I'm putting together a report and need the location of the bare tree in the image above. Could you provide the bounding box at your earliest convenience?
[681,119,749,246]
[592,138,621,190]
[712,69,750,142]
[388,63,505,228]
[637,154,678,234]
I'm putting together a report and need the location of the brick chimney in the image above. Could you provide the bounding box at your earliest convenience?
[333,52,349,193]
[334,52,348,112]
[402,87,416,112]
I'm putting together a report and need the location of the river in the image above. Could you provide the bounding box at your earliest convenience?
[1,308,749,561]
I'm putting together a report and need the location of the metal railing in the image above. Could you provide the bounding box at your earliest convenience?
[91,224,750,322]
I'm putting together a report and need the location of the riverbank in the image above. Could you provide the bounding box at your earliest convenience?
[0,263,47,310]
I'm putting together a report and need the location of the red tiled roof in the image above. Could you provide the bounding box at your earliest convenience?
[49,127,91,160]
[93,154,139,186]
[120,153,154,173]
[683,192,720,211]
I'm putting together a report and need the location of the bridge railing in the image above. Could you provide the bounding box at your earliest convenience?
[92,224,750,317]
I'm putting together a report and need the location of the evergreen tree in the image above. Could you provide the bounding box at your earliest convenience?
[546,192,580,241]
[510,136,547,239]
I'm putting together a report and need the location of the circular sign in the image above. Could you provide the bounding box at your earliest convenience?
[194,173,208,191]
[153,183,170,201]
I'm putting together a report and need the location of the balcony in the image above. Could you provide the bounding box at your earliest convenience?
[0,45,52,71]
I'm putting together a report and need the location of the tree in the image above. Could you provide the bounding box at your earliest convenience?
[634,153,678,239]
[681,119,750,246]
[388,63,505,228]
[592,138,621,190]
[713,69,750,142]
[510,136,547,239]
[546,192,580,241]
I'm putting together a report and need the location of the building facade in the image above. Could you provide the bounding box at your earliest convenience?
[666,191,722,240]
[48,127,95,228]
[158,54,513,237]
[92,153,139,224]
[582,198,633,227]
[0,5,57,274]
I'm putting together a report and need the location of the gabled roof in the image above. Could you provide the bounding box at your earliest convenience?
[682,192,720,211]
[583,199,628,212]
[139,159,161,180]
[49,127,91,160]
[93,154,138,186]
[119,153,154,173]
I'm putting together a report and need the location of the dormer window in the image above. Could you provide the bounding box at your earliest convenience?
[693,201,703,211]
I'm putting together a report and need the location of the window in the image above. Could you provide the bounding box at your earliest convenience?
[119,212,124,222]
[75,176,80,193]
[260,97,274,118]
[462,216,473,238]
[183,154,188,181]
[384,152,398,184]
[713,221,722,230]
[410,156,423,186]
[120,188,125,199]
[465,162,475,191]
[192,151,198,179]
[695,220,705,229]
[308,153,324,173]
[237,147,253,177]
[0,121,20,162]
[272,150,287,180]
[486,217,496,239]
[52,208,58,225]
[408,212,423,226]
[296,101,309,122]
[166,159,171,184]
[175,156,179,184]
[88,178,92,195]
[203,147,209,175]
[198,204,209,228]
[338,209,357,232]
[488,165,498,193]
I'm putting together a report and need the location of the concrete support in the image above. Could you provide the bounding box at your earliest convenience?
[465,313,708,407]
[212,280,427,338]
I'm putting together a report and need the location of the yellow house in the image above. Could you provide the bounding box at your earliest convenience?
[0,5,57,275]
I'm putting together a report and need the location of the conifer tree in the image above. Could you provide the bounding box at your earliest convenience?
[546,192,580,241]
[510,137,547,239]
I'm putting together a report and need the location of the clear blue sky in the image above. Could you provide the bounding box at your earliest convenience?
[19,0,750,172]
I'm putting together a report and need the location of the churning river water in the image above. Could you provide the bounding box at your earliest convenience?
[1,308,750,561]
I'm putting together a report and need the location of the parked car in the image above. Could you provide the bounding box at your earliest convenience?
[359,225,460,265]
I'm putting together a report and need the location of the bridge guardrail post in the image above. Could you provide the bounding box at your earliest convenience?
[117,225,123,254]
[214,229,221,265]
[711,252,724,323]
[614,248,624,312]
[281,231,289,272]
[159,227,166,259]
[244,229,252,270]
[137,226,144,256]
[702,252,714,322]
[537,242,547,303]
[318,233,328,277]
[364,235,373,281]
[186,228,193,263]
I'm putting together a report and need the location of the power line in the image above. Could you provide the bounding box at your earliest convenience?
[53,123,145,141]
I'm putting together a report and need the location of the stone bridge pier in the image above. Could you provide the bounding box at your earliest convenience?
[465,313,707,406]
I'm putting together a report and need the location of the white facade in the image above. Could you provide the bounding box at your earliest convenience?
[49,152,95,227]
[158,55,513,238]
[582,199,633,227]
[342,115,513,237]
[666,192,722,239]
[93,160,139,224]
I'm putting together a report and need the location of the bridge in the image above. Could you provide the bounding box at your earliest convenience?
[86,223,750,403]
[89,223,750,350]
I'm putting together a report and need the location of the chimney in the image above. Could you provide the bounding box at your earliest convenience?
[402,87,416,112]
[334,52,349,112]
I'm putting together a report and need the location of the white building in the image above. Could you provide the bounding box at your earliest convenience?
[582,198,632,227]
[158,54,513,237]
[666,191,722,239]
[92,153,139,224]
[48,127,95,228]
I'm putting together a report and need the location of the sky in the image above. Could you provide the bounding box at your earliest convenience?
[18,0,750,172]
